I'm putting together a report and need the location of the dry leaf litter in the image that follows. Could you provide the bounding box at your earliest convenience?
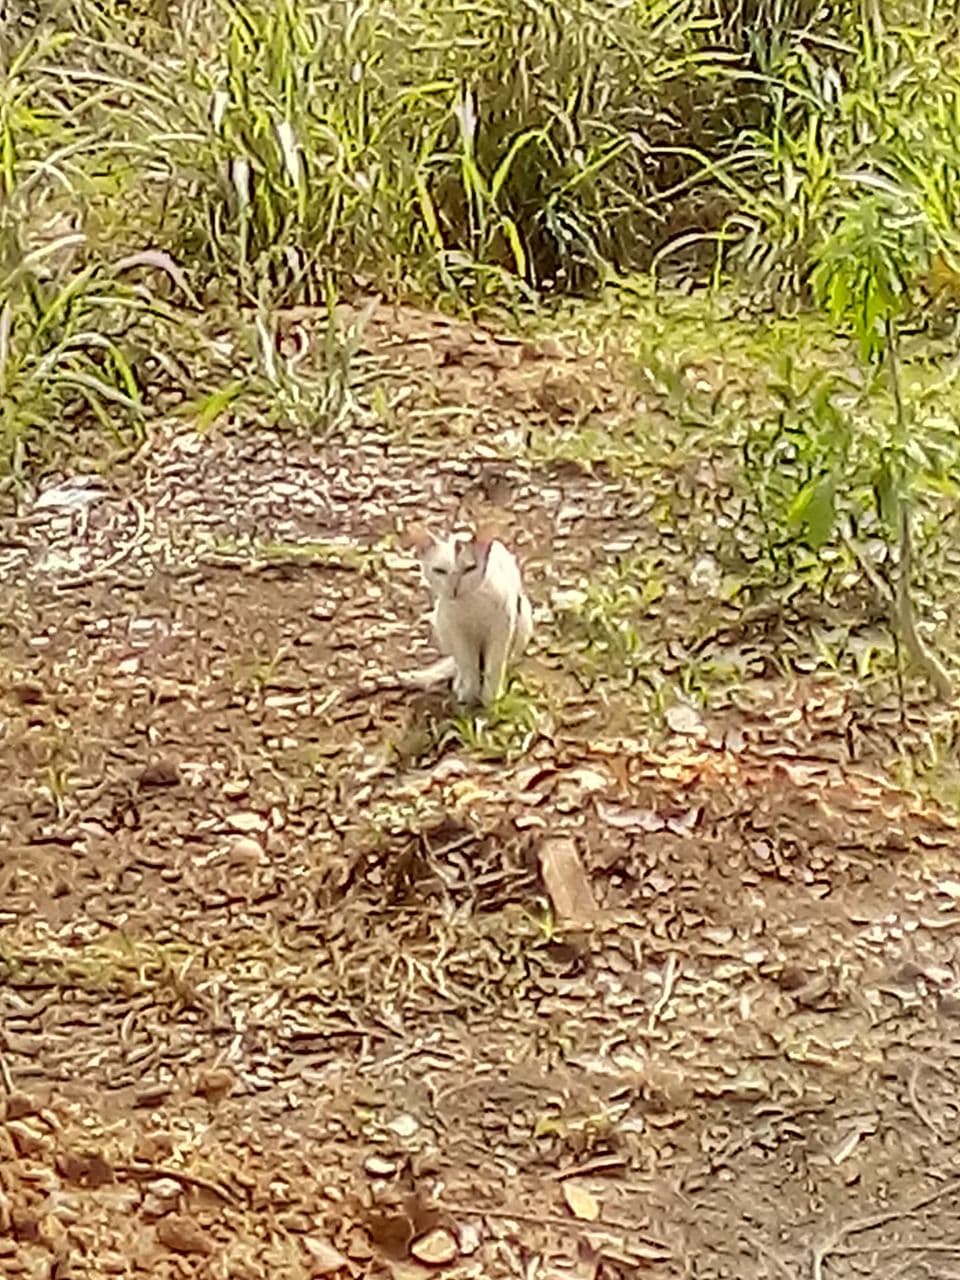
[2,299,960,1280]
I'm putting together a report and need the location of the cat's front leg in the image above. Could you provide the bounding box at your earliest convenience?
[450,637,482,705]
[481,622,512,705]
[453,668,482,705]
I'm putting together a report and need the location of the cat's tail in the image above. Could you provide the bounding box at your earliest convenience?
[395,654,456,689]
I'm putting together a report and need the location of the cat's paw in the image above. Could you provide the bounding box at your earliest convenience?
[481,679,503,706]
[453,675,481,705]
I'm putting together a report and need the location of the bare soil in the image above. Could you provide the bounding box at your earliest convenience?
[3,302,960,1279]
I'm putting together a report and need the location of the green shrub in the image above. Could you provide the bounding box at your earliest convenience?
[722,2,960,305]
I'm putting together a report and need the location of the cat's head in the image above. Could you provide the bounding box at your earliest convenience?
[408,525,493,600]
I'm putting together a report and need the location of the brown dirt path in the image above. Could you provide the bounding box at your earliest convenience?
[3,302,960,1279]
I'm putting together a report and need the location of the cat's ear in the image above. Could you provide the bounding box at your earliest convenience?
[469,525,498,574]
[473,522,499,548]
[403,522,439,556]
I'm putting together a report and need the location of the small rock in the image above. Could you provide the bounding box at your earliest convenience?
[458,1223,481,1255]
[55,1150,114,1187]
[410,1228,458,1265]
[195,1068,234,1102]
[777,965,809,992]
[529,336,567,360]
[99,1250,130,1274]
[138,760,180,789]
[156,1215,213,1257]
[921,963,952,986]
[7,1119,50,1158]
[228,835,266,867]
[2,1091,36,1121]
[134,1131,174,1162]
[385,1113,419,1138]
[134,1084,172,1108]
[142,1193,175,1219]
[363,1155,397,1178]
[551,588,588,612]
[145,1178,182,1203]
[690,555,721,594]
[225,811,267,834]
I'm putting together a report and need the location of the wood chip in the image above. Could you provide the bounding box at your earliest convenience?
[539,835,599,925]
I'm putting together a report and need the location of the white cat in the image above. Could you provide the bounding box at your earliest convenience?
[402,526,533,705]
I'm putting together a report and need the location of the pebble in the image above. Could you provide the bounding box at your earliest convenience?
[411,1228,458,1265]
[225,811,267,834]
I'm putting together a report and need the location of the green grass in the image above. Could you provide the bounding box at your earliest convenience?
[5,3,957,380]
[444,681,545,762]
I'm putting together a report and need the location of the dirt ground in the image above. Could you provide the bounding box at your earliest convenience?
[3,302,960,1279]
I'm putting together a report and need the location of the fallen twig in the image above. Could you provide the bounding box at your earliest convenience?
[545,1156,628,1181]
[114,1162,243,1208]
[648,952,678,1032]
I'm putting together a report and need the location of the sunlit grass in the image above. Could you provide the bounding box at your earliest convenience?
[443,680,544,763]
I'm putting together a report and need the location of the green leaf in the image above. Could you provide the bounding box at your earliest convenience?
[490,128,545,202]
[788,475,836,548]
[183,381,247,431]
[499,215,526,278]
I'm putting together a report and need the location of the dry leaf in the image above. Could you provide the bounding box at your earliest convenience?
[665,704,704,737]
[304,1236,351,1273]
[562,1182,600,1221]
[156,1215,213,1256]
[596,800,665,832]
